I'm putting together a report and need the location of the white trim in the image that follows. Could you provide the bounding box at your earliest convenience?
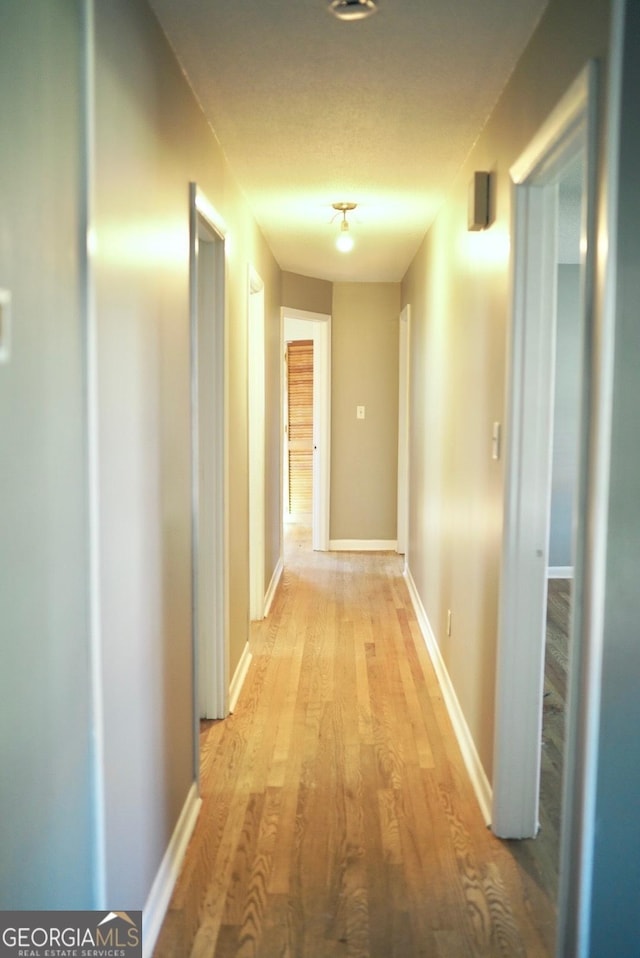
[142,783,201,958]
[404,567,492,824]
[329,539,397,552]
[82,0,107,908]
[510,68,595,185]
[248,265,266,621]
[190,183,228,735]
[548,566,574,579]
[282,308,331,552]
[263,556,284,617]
[194,190,227,238]
[229,642,253,714]
[0,289,12,363]
[494,181,559,838]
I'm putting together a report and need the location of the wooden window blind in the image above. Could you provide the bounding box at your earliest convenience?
[287,340,313,515]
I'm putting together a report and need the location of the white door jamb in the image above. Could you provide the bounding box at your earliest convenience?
[189,184,228,745]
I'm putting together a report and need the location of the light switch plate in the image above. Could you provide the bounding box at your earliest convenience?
[0,289,11,364]
[357,405,365,420]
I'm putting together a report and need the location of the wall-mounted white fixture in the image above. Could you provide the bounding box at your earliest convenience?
[356,405,365,420]
[0,289,12,364]
[327,0,378,21]
[332,201,357,252]
[468,171,491,231]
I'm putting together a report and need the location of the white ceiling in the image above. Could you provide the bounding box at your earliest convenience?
[148,0,547,282]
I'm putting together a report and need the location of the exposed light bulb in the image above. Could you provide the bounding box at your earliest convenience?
[336,232,354,253]
[332,201,357,253]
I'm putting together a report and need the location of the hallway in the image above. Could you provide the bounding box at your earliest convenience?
[154,528,555,957]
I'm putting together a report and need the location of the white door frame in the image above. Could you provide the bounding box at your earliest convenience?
[189,184,228,749]
[248,266,265,620]
[397,304,411,559]
[493,64,598,838]
[282,308,331,551]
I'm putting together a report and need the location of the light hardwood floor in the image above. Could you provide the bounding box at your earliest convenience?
[154,526,556,957]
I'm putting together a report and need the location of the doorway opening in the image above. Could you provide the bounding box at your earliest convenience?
[189,184,228,763]
[504,149,586,903]
[281,308,331,552]
[492,58,596,908]
[539,150,585,876]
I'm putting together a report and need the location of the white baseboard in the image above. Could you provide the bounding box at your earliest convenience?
[142,782,201,958]
[403,566,492,825]
[229,640,252,713]
[329,539,398,552]
[548,565,574,579]
[264,556,284,617]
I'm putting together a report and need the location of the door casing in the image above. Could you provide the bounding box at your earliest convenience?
[494,63,598,838]
[282,308,331,551]
[189,184,228,747]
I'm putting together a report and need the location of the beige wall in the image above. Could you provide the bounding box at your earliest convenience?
[401,0,611,780]
[282,274,401,545]
[93,0,281,910]
[330,283,400,542]
[282,270,332,314]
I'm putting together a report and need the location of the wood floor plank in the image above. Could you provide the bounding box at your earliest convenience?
[233,787,282,955]
[377,788,403,867]
[189,789,253,958]
[359,744,396,957]
[394,608,436,769]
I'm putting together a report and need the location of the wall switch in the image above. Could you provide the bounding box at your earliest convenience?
[356,405,365,420]
[0,289,11,364]
[447,610,452,636]
[492,421,501,460]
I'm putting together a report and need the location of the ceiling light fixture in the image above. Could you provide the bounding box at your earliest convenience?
[332,202,357,252]
[327,0,379,22]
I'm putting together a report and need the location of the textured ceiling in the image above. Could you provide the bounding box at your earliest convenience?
[148,0,547,282]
